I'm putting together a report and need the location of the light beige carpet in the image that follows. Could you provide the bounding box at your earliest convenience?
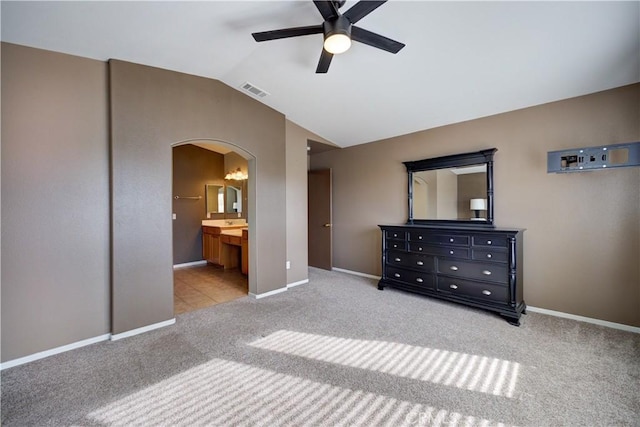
[2,267,639,426]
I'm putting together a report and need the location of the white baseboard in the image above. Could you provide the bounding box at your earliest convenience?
[288,279,309,288]
[527,306,640,334]
[249,287,288,299]
[0,333,111,371]
[110,318,176,341]
[334,268,640,334]
[248,279,308,299]
[2,318,178,370]
[173,260,207,269]
[332,267,381,281]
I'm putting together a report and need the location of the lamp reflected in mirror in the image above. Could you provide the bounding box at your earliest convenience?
[470,198,487,220]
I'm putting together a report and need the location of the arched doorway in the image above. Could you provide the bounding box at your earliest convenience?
[171,139,256,314]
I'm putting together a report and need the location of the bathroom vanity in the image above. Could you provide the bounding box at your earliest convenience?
[202,220,248,274]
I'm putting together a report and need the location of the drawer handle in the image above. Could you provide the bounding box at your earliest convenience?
[393,244,398,248]
[450,266,459,271]
[449,284,458,290]
[482,270,492,276]
[418,247,423,251]
[482,290,492,296]
[487,240,492,245]
[416,261,424,266]
[418,236,423,240]
[449,250,454,255]
[416,278,423,283]
[395,258,402,262]
[449,238,454,243]
[393,233,398,238]
[486,253,492,259]
[394,273,401,278]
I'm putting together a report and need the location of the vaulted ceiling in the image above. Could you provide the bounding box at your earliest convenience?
[2,1,638,147]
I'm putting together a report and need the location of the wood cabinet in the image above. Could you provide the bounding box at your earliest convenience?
[241,229,248,275]
[379,225,526,325]
[202,226,221,264]
[202,225,248,275]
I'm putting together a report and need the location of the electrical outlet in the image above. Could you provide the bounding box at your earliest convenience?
[286,261,291,270]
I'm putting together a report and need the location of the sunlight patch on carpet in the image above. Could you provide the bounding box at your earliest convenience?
[86,358,513,426]
[249,330,521,398]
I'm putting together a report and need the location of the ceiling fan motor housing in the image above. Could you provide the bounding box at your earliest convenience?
[323,16,352,41]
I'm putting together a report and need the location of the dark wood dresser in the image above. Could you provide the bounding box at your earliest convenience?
[378,224,526,325]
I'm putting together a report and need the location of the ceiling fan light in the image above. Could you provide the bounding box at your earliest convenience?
[324,33,351,54]
[323,16,352,55]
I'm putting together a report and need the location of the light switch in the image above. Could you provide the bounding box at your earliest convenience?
[172,213,176,220]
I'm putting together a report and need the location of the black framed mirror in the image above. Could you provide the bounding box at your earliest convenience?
[404,148,497,227]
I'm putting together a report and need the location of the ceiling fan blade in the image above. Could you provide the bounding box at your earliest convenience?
[343,1,386,24]
[316,49,334,73]
[252,25,323,42]
[313,0,340,21]
[351,26,405,54]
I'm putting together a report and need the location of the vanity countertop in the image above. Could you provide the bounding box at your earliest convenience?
[201,219,247,228]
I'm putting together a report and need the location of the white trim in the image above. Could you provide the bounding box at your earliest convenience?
[287,279,309,288]
[527,306,640,334]
[110,318,176,341]
[249,287,287,299]
[0,333,111,370]
[332,269,639,334]
[173,260,207,269]
[332,267,381,281]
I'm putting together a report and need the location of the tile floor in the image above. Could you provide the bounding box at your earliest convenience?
[173,264,248,314]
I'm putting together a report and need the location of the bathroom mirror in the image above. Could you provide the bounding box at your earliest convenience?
[205,184,224,214]
[405,148,496,226]
[225,184,242,214]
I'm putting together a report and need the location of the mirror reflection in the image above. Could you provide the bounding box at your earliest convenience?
[412,165,487,221]
[205,184,224,214]
[405,148,496,225]
[226,184,242,214]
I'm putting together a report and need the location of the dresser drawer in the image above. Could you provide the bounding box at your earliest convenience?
[386,230,406,241]
[437,259,507,283]
[437,277,507,304]
[411,243,470,259]
[387,239,406,250]
[471,235,507,248]
[386,266,435,289]
[410,232,469,246]
[387,250,435,272]
[472,248,508,263]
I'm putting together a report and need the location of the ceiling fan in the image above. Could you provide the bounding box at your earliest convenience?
[251,0,405,73]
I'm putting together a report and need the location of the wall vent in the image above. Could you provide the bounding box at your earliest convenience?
[240,82,269,98]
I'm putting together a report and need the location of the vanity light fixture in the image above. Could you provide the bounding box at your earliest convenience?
[470,198,487,220]
[224,168,248,180]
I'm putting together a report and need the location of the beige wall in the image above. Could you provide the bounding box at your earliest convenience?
[1,43,111,361]
[285,121,309,284]
[110,59,288,333]
[311,84,640,327]
[1,43,313,361]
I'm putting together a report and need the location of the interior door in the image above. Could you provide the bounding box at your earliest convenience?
[308,169,332,270]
